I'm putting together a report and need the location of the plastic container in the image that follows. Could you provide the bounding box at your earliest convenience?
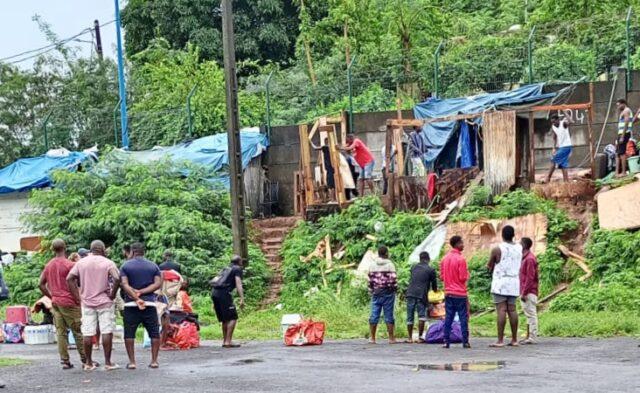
[5,306,30,324]
[628,156,640,174]
[24,325,55,345]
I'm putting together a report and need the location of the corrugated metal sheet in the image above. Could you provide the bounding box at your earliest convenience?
[483,111,516,195]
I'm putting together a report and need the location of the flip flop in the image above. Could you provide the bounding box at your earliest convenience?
[222,344,241,348]
[126,363,137,370]
[507,342,520,347]
[489,343,506,348]
[148,363,160,369]
[61,362,74,370]
[83,364,97,372]
[105,364,121,371]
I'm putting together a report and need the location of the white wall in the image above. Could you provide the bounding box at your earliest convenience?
[0,192,37,252]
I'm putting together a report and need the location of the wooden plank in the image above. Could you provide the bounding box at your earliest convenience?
[588,83,596,178]
[298,124,316,207]
[527,103,591,112]
[387,119,425,127]
[340,111,347,145]
[307,119,320,144]
[326,126,347,205]
[597,181,640,230]
[528,112,535,184]
[393,127,405,177]
[423,112,484,124]
[483,111,517,195]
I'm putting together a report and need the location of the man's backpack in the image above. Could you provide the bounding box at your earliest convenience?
[209,267,233,294]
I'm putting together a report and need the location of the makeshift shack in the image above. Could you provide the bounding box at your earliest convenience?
[0,148,95,252]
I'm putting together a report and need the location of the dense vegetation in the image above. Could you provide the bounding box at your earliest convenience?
[3,1,640,166]
[3,159,270,307]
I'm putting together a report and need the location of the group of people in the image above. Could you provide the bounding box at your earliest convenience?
[316,128,430,201]
[364,225,539,347]
[36,238,246,372]
[546,98,639,182]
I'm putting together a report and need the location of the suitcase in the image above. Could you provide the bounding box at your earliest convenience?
[5,305,30,324]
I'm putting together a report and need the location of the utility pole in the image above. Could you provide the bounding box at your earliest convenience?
[221,0,249,262]
[114,0,129,149]
[94,19,103,60]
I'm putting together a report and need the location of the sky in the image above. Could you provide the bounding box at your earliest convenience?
[1,0,121,68]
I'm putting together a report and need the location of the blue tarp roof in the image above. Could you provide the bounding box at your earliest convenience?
[109,129,269,186]
[413,83,557,164]
[0,152,90,194]
[0,129,268,194]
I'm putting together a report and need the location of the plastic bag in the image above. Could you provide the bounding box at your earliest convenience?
[167,321,200,350]
[284,320,325,346]
[424,320,462,344]
[428,290,445,304]
[429,302,446,319]
[2,323,24,343]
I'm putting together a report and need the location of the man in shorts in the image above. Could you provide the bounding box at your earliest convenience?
[405,251,437,343]
[120,242,162,369]
[616,99,633,176]
[67,240,121,371]
[344,134,375,196]
[488,226,522,347]
[210,255,245,348]
[546,112,574,183]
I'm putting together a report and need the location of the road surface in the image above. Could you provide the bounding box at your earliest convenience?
[0,338,638,392]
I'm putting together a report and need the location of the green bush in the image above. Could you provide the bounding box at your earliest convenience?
[280,197,432,307]
[10,159,269,306]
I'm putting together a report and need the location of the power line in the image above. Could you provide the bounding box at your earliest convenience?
[0,20,115,65]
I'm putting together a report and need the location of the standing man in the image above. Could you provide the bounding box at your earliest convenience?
[616,99,633,176]
[409,126,427,177]
[120,242,162,369]
[344,134,375,196]
[210,255,245,348]
[313,138,336,201]
[488,225,522,348]
[440,236,471,349]
[39,239,86,369]
[546,112,574,183]
[366,246,397,344]
[405,251,437,343]
[66,240,121,371]
[159,250,181,273]
[519,237,539,345]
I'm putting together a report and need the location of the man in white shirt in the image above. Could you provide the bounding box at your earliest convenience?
[545,111,574,183]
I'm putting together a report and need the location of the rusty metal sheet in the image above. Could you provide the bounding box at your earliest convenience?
[446,213,548,260]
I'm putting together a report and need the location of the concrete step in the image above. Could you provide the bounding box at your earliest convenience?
[258,227,289,238]
[262,237,284,245]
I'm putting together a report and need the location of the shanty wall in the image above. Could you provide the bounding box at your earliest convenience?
[267,71,640,215]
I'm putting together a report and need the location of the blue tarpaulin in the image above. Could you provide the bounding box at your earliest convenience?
[0,152,90,194]
[110,129,269,185]
[413,84,556,165]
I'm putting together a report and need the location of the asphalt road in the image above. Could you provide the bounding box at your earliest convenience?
[1,338,638,392]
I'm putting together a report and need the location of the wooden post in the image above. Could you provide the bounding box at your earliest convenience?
[299,124,315,208]
[396,98,403,120]
[325,126,347,205]
[393,127,405,177]
[385,124,395,210]
[528,112,535,184]
[588,83,597,178]
[340,111,348,145]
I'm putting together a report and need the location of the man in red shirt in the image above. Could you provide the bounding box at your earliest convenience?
[344,134,376,196]
[439,235,470,349]
[519,237,539,344]
[39,239,86,369]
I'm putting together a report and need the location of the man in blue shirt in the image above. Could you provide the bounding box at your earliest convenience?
[120,242,162,369]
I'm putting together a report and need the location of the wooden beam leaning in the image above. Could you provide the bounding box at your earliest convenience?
[528,112,535,184]
[299,124,315,208]
[340,110,348,145]
[588,83,597,178]
[322,125,347,205]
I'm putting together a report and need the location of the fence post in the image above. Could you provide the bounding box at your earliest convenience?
[265,71,274,139]
[186,83,199,138]
[434,41,444,98]
[347,55,356,133]
[113,99,121,147]
[626,7,633,92]
[528,26,536,84]
[42,111,53,152]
